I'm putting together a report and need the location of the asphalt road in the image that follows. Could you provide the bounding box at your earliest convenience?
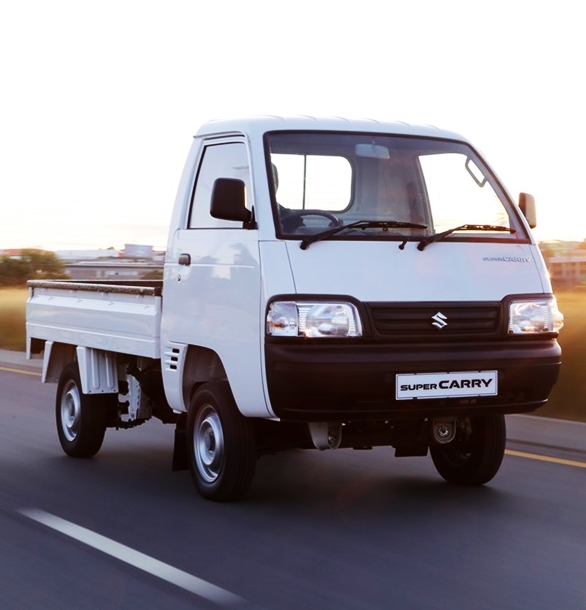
[1,356,585,609]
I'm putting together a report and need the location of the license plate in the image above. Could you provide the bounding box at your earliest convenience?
[396,371,498,400]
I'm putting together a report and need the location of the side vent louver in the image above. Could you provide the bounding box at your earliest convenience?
[164,347,181,371]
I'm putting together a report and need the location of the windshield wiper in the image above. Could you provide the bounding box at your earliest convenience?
[300,220,427,250]
[417,224,516,251]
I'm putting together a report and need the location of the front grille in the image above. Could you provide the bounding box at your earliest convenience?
[367,302,501,340]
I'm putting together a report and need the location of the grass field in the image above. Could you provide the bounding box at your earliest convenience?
[537,291,586,422]
[0,288,27,351]
[1,288,584,422]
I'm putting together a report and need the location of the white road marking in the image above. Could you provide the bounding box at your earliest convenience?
[19,508,244,606]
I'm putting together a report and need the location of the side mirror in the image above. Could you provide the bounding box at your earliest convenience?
[210,178,253,225]
[519,192,537,228]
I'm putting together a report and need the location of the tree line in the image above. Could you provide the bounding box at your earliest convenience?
[0,250,69,286]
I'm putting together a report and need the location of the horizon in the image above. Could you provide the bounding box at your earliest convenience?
[2,227,585,255]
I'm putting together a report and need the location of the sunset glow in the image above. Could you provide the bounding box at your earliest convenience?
[1,1,584,250]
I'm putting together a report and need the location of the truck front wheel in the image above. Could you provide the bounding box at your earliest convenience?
[56,362,111,458]
[187,381,256,502]
[430,415,506,486]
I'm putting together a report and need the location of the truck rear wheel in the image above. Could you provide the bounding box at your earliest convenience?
[187,381,256,502]
[430,415,506,486]
[56,362,111,458]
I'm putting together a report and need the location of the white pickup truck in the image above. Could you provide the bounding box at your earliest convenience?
[27,116,563,501]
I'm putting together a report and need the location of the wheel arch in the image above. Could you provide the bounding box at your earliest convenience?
[182,344,228,410]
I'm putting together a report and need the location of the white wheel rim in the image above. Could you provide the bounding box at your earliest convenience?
[194,405,224,483]
[61,379,81,442]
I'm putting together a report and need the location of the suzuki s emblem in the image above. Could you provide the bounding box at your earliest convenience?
[431,312,448,330]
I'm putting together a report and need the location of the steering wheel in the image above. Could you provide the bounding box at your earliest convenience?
[281,210,342,231]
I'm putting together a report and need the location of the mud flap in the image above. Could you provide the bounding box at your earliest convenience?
[172,413,188,471]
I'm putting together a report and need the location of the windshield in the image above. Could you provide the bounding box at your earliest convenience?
[266,131,528,243]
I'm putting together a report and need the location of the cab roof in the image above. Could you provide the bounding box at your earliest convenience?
[194,115,469,143]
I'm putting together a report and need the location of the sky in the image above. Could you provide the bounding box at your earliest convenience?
[1,0,584,251]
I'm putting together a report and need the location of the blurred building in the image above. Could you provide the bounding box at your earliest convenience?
[123,244,155,258]
[64,260,163,280]
[55,244,164,280]
[545,254,586,288]
[55,248,120,261]
[539,241,586,288]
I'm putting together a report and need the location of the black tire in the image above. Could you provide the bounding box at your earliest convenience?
[430,415,506,486]
[55,362,111,458]
[186,381,256,502]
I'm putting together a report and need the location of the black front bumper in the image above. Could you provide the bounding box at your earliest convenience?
[265,339,561,421]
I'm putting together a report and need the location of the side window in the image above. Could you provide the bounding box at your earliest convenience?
[189,142,251,228]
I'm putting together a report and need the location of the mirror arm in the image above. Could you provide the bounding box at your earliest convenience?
[243,206,257,230]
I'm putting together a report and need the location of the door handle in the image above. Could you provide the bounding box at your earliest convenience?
[178,253,191,266]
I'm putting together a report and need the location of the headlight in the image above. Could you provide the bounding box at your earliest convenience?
[267,301,363,338]
[508,297,564,334]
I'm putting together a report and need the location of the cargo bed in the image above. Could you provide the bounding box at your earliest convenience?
[26,280,162,359]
